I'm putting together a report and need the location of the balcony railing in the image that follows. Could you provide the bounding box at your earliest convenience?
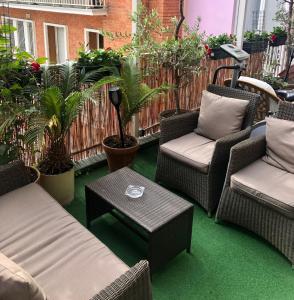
[5,0,106,8]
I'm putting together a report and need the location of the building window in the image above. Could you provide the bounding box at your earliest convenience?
[85,29,104,50]
[44,23,68,64]
[2,18,36,55]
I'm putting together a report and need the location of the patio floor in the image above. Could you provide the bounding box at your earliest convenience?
[67,144,294,300]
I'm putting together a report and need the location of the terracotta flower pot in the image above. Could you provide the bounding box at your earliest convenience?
[39,168,75,206]
[103,135,139,172]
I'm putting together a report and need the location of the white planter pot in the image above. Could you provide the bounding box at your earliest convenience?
[39,168,74,206]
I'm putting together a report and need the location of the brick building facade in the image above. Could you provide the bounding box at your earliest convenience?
[1,0,180,63]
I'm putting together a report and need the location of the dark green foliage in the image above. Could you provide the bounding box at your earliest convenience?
[205,33,236,49]
[244,31,269,42]
[25,62,102,174]
[0,24,45,165]
[271,26,287,37]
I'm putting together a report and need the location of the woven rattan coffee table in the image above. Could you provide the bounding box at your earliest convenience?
[85,167,194,273]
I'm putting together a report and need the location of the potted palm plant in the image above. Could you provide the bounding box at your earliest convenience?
[25,62,102,205]
[96,56,169,171]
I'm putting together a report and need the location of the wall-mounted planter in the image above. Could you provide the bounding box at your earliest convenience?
[209,48,231,60]
[242,40,268,54]
[270,35,287,47]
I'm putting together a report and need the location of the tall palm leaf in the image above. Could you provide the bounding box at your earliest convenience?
[94,56,170,129]
[25,85,100,175]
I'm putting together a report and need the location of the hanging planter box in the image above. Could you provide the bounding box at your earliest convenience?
[270,34,287,47]
[209,48,231,60]
[242,40,268,54]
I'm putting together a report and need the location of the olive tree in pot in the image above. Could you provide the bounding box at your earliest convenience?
[98,56,169,171]
[25,62,101,205]
[156,0,205,118]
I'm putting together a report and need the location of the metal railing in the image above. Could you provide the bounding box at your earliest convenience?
[5,0,106,8]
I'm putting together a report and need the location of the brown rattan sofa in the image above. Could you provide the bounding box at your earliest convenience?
[216,101,294,266]
[0,161,152,300]
[155,84,260,216]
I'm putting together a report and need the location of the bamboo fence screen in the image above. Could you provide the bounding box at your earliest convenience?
[68,51,269,162]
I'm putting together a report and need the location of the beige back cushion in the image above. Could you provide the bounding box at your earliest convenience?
[263,117,294,173]
[0,252,46,300]
[195,90,249,140]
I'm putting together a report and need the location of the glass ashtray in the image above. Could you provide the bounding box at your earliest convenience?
[125,185,145,199]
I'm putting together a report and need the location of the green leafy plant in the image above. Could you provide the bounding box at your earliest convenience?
[78,48,122,67]
[155,22,205,113]
[271,26,287,38]
[25,62,103,174]
[274,1,293,59]
[104,3,204,114]
[261,73,288,90]
[205,33,236,49]
[94,56,169,146]
[244,31,269,42]
[0,24,46,165]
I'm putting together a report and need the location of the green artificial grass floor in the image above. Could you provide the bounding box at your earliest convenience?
[67,145,294,300]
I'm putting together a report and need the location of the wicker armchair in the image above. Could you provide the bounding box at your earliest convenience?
[216,101,294,266]
[155,84,260,216]
[224,77,282,122]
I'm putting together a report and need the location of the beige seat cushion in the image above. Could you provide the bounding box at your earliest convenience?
[263,117,294,173]
[0,183,129,300]
[0,252,46,300]
[195,90,249,140]
[160,132,216,173]
[231,159,294,218]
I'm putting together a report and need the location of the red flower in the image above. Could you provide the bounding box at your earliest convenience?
[271,34,277,42]
[204,44,212,56]
[31,62,41,72]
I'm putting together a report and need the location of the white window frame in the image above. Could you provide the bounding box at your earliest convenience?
[84,28,104,50]
[1,17,37,56]
[44,23,68,64]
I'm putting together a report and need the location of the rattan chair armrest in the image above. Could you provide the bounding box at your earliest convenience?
[224,135,266,187]
[0,161,31,196]
[90,260,152,300]
[211,127,252,169]
[159,111,199,145]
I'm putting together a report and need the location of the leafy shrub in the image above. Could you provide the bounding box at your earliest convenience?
[205,33,236,49]
[77,48,122,67]
[244,31,269,42]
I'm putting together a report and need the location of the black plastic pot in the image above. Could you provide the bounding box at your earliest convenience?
[209,48,231,60]
[242,40,268,54]
[270,35,287,47]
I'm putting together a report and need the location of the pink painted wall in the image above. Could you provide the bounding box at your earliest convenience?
[185,0,236,35]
